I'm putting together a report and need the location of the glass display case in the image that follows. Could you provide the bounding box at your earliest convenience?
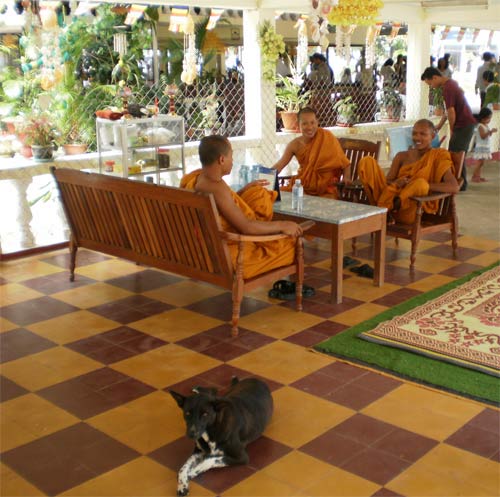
[96,114,185,183]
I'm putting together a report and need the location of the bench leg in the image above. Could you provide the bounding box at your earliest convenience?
[69,236,77,282]
[232,245,244,337]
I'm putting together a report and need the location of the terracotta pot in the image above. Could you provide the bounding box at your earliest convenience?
[280,111,299,132]
[433,108,444,116]
[63,143,88,155]
[493,103,500,111]
[20,144,32,158]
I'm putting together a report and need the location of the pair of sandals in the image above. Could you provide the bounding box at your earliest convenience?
[343,255,374,279]
[268,280,316,300]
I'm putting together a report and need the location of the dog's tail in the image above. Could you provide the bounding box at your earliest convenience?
[230,376,239,387]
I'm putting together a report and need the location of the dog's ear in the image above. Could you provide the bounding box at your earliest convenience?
[169,390,186,408]
[192,386,218,397]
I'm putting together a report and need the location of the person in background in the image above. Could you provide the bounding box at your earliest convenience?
[309,53,333,84]
[357,119,459,225]
[180,135,303,279]
[380,58,396,88]
[340,68,352,85]
[393,54,407,88]
[470,107,497,183]
[476,52,496,108]
[421,66,476,191]
[437,57,453,78]
[272,107,350,198]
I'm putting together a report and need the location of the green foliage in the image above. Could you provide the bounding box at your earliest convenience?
[19,113,59,146]
[431,87,444,109]
[332,96,358,124]
[276,75,310,113]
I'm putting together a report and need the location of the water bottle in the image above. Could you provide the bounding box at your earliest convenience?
[292,179,304,211]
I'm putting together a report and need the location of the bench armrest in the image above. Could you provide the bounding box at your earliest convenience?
[409,191,453,203]
[219,220,315,243]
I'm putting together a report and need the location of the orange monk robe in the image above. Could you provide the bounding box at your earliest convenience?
[358,148,455,224]
[180,170,297,279]
[284,128,350,198]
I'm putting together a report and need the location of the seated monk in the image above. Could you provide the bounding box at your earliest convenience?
[180,135,303,279]
[272,107,351,198]
[358,119,459,225]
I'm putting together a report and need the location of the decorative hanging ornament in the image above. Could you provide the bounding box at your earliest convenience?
[327,0,382,26]
[181,13,197,85]
[294,17,309,73]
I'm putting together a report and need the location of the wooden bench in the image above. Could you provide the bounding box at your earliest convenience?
[51,167,313,336]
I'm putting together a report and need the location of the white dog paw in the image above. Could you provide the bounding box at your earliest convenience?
[177,484,189,497]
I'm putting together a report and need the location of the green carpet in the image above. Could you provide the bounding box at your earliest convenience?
[315,262,500,405]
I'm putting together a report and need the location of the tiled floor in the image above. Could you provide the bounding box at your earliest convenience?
[1,233,499,497]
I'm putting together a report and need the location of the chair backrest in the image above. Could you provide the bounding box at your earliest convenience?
[338,137,381,180]
[51,167,234,287]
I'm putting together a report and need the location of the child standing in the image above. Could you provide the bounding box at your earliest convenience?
[471,107,497,182]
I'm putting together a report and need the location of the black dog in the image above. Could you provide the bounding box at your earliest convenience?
[169,377,273,496]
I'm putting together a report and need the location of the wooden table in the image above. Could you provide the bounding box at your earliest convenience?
[273,192,387,303]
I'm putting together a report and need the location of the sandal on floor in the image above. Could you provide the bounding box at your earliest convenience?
[349,264,374,279]
[343,255,361,268]
[268,281,315,300]
[471,177,482,183]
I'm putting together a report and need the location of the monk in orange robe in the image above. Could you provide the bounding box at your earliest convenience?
[358,119,459,224]
[180,135,304,279]
[273,107,351,198]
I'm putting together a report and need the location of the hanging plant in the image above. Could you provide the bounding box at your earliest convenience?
[258,21,285,83]
[327,0,383,26]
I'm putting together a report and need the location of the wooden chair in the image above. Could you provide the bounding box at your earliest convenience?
[277,137,381,195]
[379,151,465,271]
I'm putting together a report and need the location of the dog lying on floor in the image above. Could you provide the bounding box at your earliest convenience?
[169,377,273,496]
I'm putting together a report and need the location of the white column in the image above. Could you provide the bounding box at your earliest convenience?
[242,8,276,164]
[406,20,432,120]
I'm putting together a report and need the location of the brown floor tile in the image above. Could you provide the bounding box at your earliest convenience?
[280,293,342,319]
[445,424,500,459]
[371,288,422,306]
[354,245,410,264]
[284,328,333,347]
[1,328,56,363]
[421,244,484,260]
[316,361,367,383]
[330,413,396,445]
[89,295,173,324]
[41,250,112,269]
[0,375,29,402]
[341,447,410,485]
[468,408,500,434]
[439,262,484,277]
[371,487,404,497]
[201,340,254,361]
[22,271,96,294]
[373,427,438,462]
[38,367,155,418]
[299,429,366,466]
[1,296,79,327]
[327,384,390,410]
[106,269,182,292]
[291,370,344,397]
[1,422,139,495]
[350,371,402,395]
[383,265,431,286]
[66,326,167,364]
[186,293,270,321]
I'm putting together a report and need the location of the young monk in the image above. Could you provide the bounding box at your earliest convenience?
[180,135,303,279]
[272,107,351,198]
[357,119,459,224]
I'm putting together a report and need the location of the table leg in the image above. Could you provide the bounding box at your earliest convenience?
[331,224,343,304]
[373,214,386,287]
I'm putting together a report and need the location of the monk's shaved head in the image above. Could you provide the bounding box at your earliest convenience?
[413,119,436,134]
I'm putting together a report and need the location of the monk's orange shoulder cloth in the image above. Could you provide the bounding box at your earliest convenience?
[295,128,350,196]
[400,148,455,184]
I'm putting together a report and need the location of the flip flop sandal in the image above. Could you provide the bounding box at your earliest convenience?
[268,280,296,299]
[343,255,361,268]
[349,264,374,279]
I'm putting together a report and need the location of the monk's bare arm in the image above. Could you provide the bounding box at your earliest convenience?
[429,168,459,193]
[272,140,299,173]
[213,183,303,237]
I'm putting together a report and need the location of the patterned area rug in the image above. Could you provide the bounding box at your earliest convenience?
[361,266,500,377]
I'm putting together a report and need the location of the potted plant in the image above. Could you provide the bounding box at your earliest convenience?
[484,83,500,110]
[430,87,445,116]
[19,113,59,162]
[276,75,310,131]
[332,96,358,127]
[379,88,404,121]
[59,115,90,155]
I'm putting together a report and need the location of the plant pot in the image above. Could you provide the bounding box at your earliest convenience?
[63,143,88,155]
[280,111,299,132]
[493,103,500,111]
[20,144,33,158]
[433,108,444,116]
[31,144,54,162]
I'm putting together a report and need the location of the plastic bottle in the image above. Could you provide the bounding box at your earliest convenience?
[292,178,303,211]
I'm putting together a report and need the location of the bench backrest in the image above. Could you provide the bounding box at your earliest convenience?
[51,168,234,288]
[338,137,381,180]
